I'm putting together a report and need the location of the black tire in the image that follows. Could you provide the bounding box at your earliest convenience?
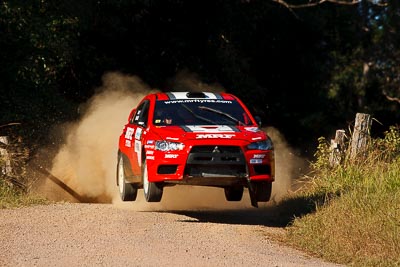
[117,153,137,201]
[142,160,163,202]
[252,182,272,202]
[224,186,244,201]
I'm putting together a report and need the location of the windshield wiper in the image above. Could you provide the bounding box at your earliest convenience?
[198,106,245,126]
[181,104,217,125]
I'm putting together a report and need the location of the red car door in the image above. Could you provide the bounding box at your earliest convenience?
[120,100,150,176]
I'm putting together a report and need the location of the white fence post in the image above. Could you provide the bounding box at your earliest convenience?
[329,129,346,166]
[350,113,372,159]
[0,136,12,176]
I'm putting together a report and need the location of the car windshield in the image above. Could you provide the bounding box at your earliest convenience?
[153,99,252,126]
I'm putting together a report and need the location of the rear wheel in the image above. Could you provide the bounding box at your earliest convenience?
[142,160,163,202]
[117,154,137,201]
[252,182,272,202]
[224,186,244,201]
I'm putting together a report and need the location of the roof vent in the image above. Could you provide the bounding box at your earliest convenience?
[186,92,207,98]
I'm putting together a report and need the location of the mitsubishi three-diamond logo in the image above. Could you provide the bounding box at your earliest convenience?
[212,146,220,153]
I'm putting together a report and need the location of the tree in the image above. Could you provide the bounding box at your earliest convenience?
[0,0,80,143]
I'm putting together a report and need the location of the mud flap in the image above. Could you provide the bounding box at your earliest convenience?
[247,178,258,208]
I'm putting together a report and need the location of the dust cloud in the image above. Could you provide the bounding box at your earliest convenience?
[263,127,309,203]
[34,72,156,203]
[34,71,307,211]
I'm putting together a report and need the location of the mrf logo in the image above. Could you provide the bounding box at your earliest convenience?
[196,134,236,139]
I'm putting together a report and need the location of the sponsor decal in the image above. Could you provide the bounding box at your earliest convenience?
[135,140,142,166]
[253,154,265,159]
[125,140,131,148]
[196,133,236,139]
[245,127,260,133]
[135,140,140,153]
[165,154,178,159]
[125,127,135,140]
[144,144,155,149]
[250,159,262,164]
[147,140,154,144]
[183,125,238,133]
[134,140,140,152]
[135,128,142,140]
[164,99,232,104]
[146,150,154,155]
[147,156,155,160]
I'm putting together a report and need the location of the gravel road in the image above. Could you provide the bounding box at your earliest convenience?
[0,202,344,267]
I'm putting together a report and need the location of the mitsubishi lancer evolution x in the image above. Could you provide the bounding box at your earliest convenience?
[116,92,275,207]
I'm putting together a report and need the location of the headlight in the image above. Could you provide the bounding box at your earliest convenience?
[247,139,273,150]
[155,141,185,151]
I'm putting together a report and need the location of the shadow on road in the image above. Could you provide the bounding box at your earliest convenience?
[167,208,288,227]
[158,194,319,227]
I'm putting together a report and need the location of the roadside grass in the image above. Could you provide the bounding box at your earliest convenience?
[0,179,48,208]
[0,140,49,208]
[284,126,400,267]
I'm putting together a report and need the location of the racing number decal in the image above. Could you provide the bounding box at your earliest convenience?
[125,127,135,140]
[124,127,142,166]
[124,127,135,147]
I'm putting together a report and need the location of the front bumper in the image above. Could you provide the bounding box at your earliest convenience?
[146,142,274,187]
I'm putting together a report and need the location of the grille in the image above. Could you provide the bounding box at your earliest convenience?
[190,145,241,154]
[187,146,243,164]
[185,145,246,177]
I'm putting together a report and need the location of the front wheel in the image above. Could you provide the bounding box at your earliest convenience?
[252,181,272,202]
[224,186,244,201]
[117,154,137,201]
[142,160,163,202]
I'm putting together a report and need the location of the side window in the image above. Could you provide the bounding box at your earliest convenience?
[131,100,149,127]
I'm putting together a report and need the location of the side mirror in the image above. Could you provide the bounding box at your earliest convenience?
[254,116,262,127]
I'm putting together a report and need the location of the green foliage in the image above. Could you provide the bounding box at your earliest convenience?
[0,1,80,86]
[0,1,80,144]
[286,126,400,266]
[0,179,48,209]
[369,0,400,105]
[0,0,399,152]
[373,125,400,161]
[312,136,331,170]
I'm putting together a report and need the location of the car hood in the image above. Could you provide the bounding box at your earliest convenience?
[149,125,267,142]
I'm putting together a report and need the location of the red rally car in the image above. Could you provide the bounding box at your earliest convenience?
[117,92,275,207]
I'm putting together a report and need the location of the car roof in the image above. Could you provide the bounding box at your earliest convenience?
[152,92,237,101]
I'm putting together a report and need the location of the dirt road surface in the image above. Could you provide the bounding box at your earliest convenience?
[0,202,344,267]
